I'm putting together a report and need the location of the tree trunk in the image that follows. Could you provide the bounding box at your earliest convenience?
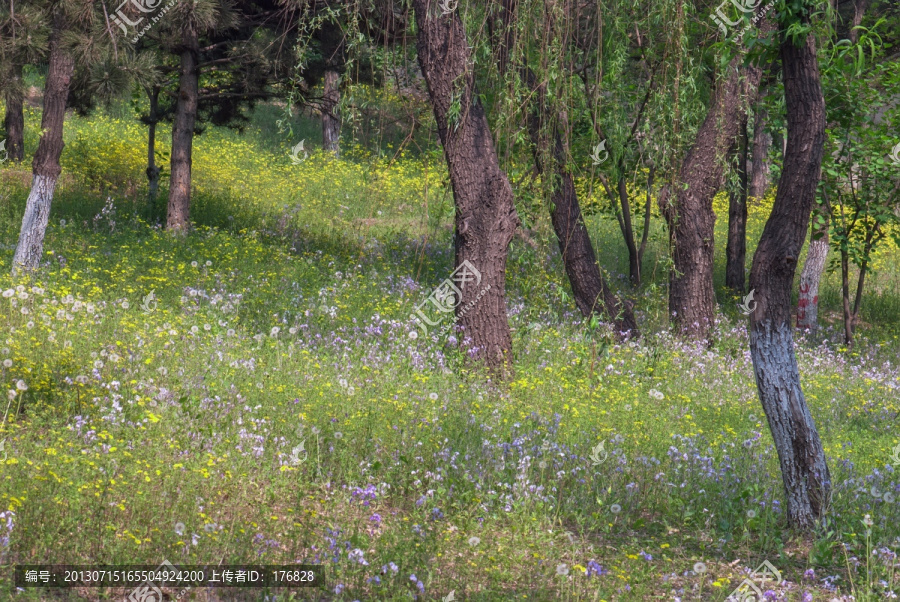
[748,26,830,530]
[146,86,161,212]
[726,115,749,293]
[322,69,340,157]
[412,0,520,371]
[166,19,199,232]
[797,211,829,334]
[11,15,75,275]
[748,105,771,200]
[660,42,767,337]
[522,71,637,336]
[849,0,870,43]
[3,63,26,163]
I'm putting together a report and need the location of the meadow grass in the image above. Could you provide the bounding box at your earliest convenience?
[0,101,899,601]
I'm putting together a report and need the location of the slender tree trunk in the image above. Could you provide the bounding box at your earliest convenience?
[748,26,830,530]
[797,207,829,333]
[749,105,771,200]
[166,19,199,232]
[3,63,26,163]
[412,0,520,371]
[660,38,768,336]
[146,86,161,212]
[322,69,340,157]
[617,177,641,286]
[11,15,75,275]
[522,71,637,335]
[849,0,870,43]
[726,115,750,293]
[840,248,853,344]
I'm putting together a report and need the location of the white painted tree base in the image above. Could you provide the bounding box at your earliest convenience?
[12,174,57,275]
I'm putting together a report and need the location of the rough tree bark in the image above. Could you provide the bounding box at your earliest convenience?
[322,69,340,157]
[659,35,768,336]
[3,63,26,163]
[797,202,829,333]
[166,18,199,232]
[726,115,750,293]
[749,105,771,199]
[412,0,520,371]
[523,71,637,336]
[11,14,75,275]
[748,25,830,530]
[146,85,161,211]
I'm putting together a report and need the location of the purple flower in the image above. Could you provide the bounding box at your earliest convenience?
[586,560,607,577]
[369,513,382,525]
[640,550,653,561]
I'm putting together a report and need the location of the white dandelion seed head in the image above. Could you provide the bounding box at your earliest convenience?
[610,504,622,514]
[693,561,707,574]
[556,564,569,576]
[175,522,185,535]
[2,359,11,368]
[468,536,480,547]
[429,392,439,400]
[15,380,27,391]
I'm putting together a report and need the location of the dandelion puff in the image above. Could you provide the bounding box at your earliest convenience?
[693,562,707,574]
[339,378,348,388]
[468,536,480,547]
[205,260,212,267]
[334,432,343,439]
[15,380,26,391]
[175,522,186,535]
[409,331,418,340]
[648,389,664,400]
[94,360,104,369]
[191,326,199,334]
[610,504,622,514]
[289,327,298,335]
[2,290,13,298]
[270,327,280,337]
[20,307,29,315]
[863,514,874,527]
[7,390,15,401]
[158,367,168,376]
[746,509,756,519]
[26,321,34,329]
[429,392,438,400]
[110,354,120,363]
[870,487,881,498]
[121,300,130,310]
[204,324,211,331]
[538,461,548,470]
[2,359,11,368]
[556,564,569,576]
[311,427,320,435]
[346,386,355,396]
[191,261,198,268]
[227,329,235,337]
[884,492,895,504]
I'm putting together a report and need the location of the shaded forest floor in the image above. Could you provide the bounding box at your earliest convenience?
[0,101,899,600]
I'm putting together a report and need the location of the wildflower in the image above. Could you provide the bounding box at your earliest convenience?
[289,327,298,335]
[429,392,439,400]
[624,404,632,411]
[1,290,13,298]
[334,432,343,439]
[2,360,11,368]
[206,260,212,267]
[204,324,211,331]
[382,562,399,574]
[556,564,569,576]
[347,386,355,396]
[348,548,369,566]
[109,354,120,363]
[409,331,418,340]
[204,523,217,533]
[270,327,280,337]
[694,562,707,574]
[15,380,26,391]
[191,261,199,268]
[6,391,15,401]
[863,514,874,527]
[610,504,622,514]
[339,378,348,388]
[311,427,320,435]
[369,513,382,525]
[191,533,200,546]
[746,509,757,519]
[468,536,480,547]
[586,560,607,577]
[121,300,129,309]
[333,584,344,594]
[191,326,199,334]
[227,329,235,337]
[640,551,653,561]
[158,367,168,376]
[175,522,185,535]
[649,389,664,400]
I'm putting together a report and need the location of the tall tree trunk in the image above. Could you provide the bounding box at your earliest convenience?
[748,26,830,530]
[849,0,870,43]
[322,69,340,157]
[523,72,637,335]
[726,115,750,293]
[11,15,75,275]
[146,85,161,212]
[412,0,520,371]
[166,19,199,232]
[659,39,768,337]
[3,63,26,163]
[797,207,829,333]
[748,105,771,199]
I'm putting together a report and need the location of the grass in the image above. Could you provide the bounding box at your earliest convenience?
[0,97,899,601]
